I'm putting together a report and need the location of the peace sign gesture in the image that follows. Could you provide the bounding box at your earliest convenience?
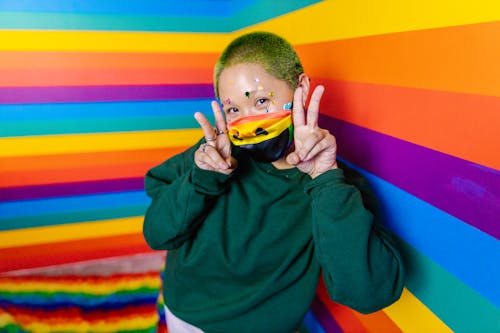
[194,101,237,175]
[286,85,338,179]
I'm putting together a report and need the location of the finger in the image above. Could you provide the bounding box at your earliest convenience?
[285,151,301,166]
[205,144,230,169]
[194,111,216,144]
[302,131,336,161]
[306,85,325,127]
[211,101,227,133]
[292,86,305,127]
[296,130,326,161]
[196,144,228,170]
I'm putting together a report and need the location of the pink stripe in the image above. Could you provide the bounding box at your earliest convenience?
[0,84,214,104]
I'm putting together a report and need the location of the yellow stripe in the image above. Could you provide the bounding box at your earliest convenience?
[0,30,232,53]
[23,315,159,333]
[0,277,160,294]
[1,1,499,52]
[0,129,202,157]
[0,311,15,325]
[0,216,143,248]
[383,288,453,333]
[241,0,500,45]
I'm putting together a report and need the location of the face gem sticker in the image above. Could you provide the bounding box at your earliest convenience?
[257,85,264,91]
[245,91,250,98]
[224,98,231,105]
[283,102,293,110]
[269,91,275,98]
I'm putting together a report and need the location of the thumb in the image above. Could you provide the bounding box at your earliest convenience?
[286,151,300,166]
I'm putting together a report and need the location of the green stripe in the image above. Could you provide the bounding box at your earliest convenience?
[0,323,29,333]
[399,238,500,332]
[0,1,321,32]
[0,205,147,231]
[0,288,159,299]
[0,12,233,32]
[1,117,200,138]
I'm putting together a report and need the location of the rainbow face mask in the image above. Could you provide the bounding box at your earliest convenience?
[227,110,293,162]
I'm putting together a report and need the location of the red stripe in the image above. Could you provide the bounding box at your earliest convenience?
[3,304,158,324]
[0,233,153,273]
[297,21,500,97]
[315,78,500,169]
[0,68,213,87]
[316,277,401,332]
[316,278,369,332]
[0,271,160,284]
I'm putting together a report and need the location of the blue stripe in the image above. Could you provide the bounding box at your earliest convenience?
[0,100,216,136]
[0,100,213,121]
[0,0,321,32]
[0,191,149,219]
[301,310,326,333]
[0,293,158,310]
[0,0,243,16]
[338,158,500,308]
[0,206,148,231]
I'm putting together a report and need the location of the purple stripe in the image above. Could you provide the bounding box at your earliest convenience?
[0,178,144,202]
[320,115,500,239]
[310,297,343,333]
[0,84,215,104]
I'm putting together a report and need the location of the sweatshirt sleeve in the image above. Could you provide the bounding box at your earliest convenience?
[304,167,405,314]
[143,143,232,250]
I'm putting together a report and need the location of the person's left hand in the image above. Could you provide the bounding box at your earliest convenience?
[286,85,338,179]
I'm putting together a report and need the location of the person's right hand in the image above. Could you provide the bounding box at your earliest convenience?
[194,101,237,175]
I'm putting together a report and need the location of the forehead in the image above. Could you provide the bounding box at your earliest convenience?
[218,63,287,91]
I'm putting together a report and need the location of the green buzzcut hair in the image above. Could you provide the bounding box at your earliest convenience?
[214,31,304,98]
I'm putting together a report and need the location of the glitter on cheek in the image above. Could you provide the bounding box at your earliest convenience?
[283,102,293,110]
[254,77,260,82]
[257,85,264,91]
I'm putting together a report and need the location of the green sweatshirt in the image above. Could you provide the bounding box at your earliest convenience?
[143,141,404,333]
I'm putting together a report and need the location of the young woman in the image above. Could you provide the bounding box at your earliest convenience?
[143,31,404,333]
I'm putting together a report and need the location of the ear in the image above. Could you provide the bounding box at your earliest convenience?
[297,73,310,106]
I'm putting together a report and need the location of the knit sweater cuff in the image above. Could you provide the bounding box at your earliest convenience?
[190,165,233,196]
[304,168,345,195]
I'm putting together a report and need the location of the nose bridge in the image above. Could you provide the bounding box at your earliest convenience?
[241,104,259,117]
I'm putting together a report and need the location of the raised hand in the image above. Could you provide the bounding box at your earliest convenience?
[194,101,237,175]
[286,85,338,179]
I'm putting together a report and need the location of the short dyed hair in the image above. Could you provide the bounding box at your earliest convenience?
[214,31,304,98]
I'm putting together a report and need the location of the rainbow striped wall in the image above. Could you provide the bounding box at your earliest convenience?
[0,1,499,332]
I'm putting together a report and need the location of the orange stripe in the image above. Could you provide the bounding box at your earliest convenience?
[317,78,500,170]
[0,147,186,187]
[0,147,185,173]
[297,21,500,97]
[353,311,403,333]
[0,68,212,87]
[316,277,402,332]
[0,233,151,273]
[0,51,218,69]
[316,279,369,332]
[0,163,151,187]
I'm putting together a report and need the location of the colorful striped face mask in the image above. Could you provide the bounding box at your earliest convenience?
[227,110,293,162]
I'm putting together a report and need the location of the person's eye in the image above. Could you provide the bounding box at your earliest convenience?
[226,107,239,114]
[256,98,269,107]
